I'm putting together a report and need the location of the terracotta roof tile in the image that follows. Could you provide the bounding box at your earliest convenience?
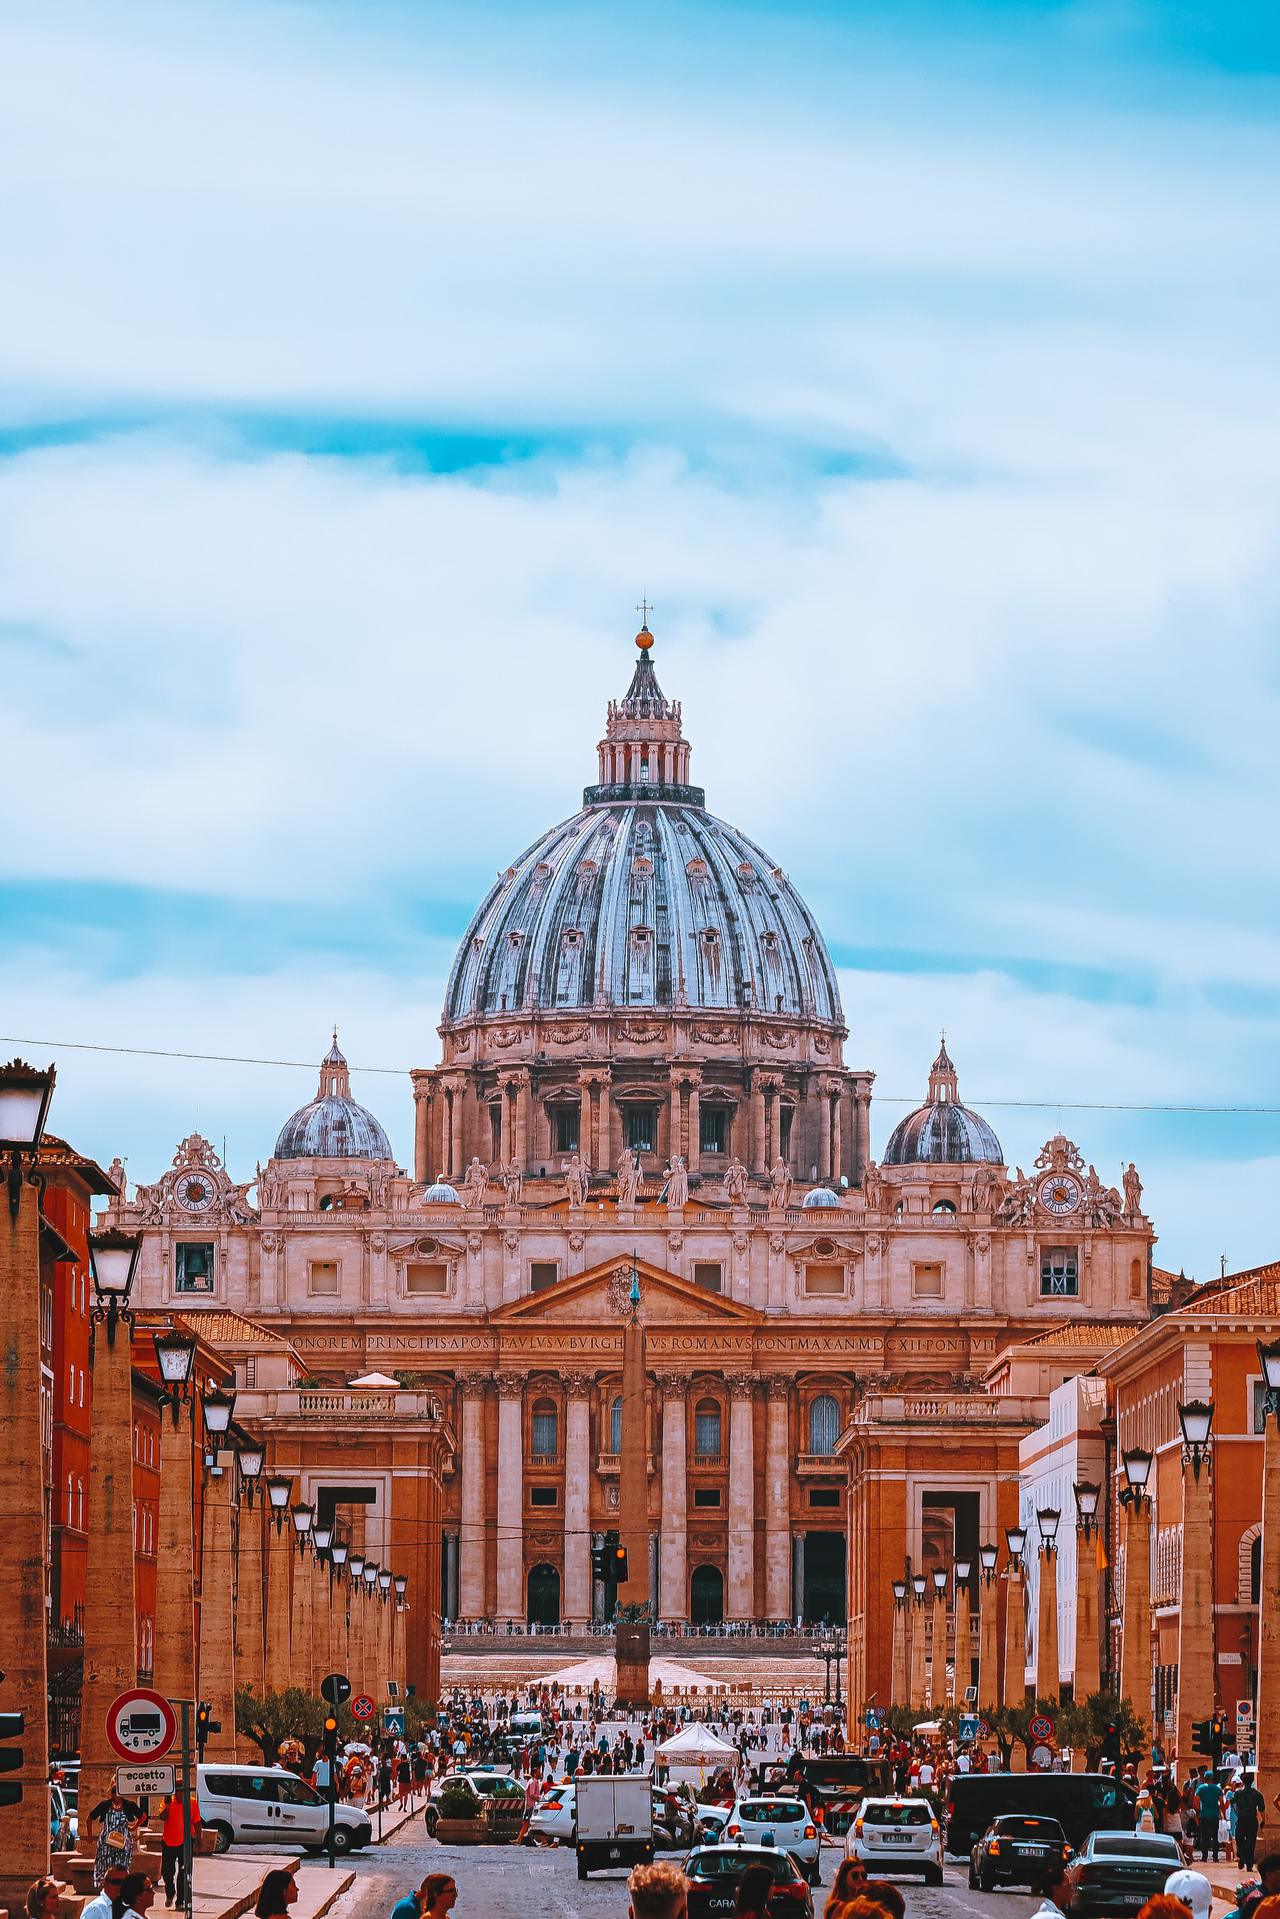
[1019,1322,1141,1349]
[1182,1272,1280,1317]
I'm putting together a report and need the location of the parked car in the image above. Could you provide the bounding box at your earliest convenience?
[1068,1829,1184,1916]
[946,1773,1137,1857]
[521,1782,576,1846]
[197,1764,372,1854]
[846,1796,944,1884]
[682,1842,815,1919]
[425,1769,524,1835]
[696,1804,731,1843]
[725,1796,821,1884]
[969,1814,1073,1890]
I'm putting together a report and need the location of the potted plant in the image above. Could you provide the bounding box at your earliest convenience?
[434,1780,484,1846]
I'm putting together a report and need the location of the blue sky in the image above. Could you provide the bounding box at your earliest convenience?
[4,0,1280,1279]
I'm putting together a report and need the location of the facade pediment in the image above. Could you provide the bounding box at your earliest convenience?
[490,1255,764,1327]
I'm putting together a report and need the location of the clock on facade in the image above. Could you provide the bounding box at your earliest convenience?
[1038,1173,1082,1216]
[176,1173,217,1212]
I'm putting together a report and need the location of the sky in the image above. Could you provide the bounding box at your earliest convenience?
[4,0,1280,1281]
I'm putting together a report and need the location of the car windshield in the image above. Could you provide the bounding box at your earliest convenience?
[1092,1836,1180,1859]
[741,1802,805,1823]
[867,1803,931,1827]
[994,1818,1064,1837]
[690,1851,799,1882]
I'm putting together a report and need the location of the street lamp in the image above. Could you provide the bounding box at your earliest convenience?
[87,1226,142,1347]
[1258,1341,1280,1414]
[266,1473,293,1532]
[953,1559,974,1707]
[291,1501,315,1553]
[1121,1447,1153,1510]
[1119,1443,1155,1722]
[1074,1481,1101,1537]
[238,1445,265,1503]
[932,1567,948,1596]
[1036,1508,1061,1554]
[349,1551,366,1580]
[394,1573,408,1603]
[153,1328,198,1424]
[0,1057,55,1218]
[977,1543,1000,1705]
[202,1385,237,1474]
[979,1543,999,1582]
[911,1573,927,1603]
[378,1568,392,1596]
[1006,1524,1027,1562]
[313,1520,334,1555]
[1004,1526,1029,1709]
[891,1577,907,1605]
[1178,1400,1215,1479]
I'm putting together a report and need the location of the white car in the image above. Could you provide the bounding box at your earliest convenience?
[197,1764,372,1855]
[847,1795,944,1884]
[522,1782,576,1846]
[725,1795,821,1884]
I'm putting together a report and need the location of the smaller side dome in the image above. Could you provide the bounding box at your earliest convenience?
[423,1175,461,1205]
[273,1032,394,1162]
[882,1037,1004,1166]
[802,1185,842,1210]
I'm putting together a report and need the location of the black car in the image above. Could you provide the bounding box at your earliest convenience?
[683,1843,815,1919]
[1069,1829,1184,1916]
[969,1814,1073,1891]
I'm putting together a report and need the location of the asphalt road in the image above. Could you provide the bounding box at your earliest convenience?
[323,1824,1045,1919]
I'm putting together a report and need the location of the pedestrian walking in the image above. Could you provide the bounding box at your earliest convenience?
[1234,1778,1266,1870]
[83,1868,129,1919]
[158,1789,201,1908]
[1194,1775,1224,1863]
[88,1788,145,1887]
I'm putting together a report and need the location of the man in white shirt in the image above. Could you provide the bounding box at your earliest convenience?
[1028,1860,1074,1919]
[82,1866,128,1919]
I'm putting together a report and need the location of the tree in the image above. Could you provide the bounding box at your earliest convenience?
[235,1687,327,1769]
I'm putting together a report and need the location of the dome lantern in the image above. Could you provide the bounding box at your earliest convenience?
[273,1032,394,1162]
[587,620,704,806]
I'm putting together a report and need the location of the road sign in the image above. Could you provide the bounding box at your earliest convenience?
[117,1763,176,1797]
[383,1707,405,1737]
[106,1689,178,1762]
[977,1717,990,1739]
[320,1673,351,1708]
[351,1694,375,1722]
[863,1707,884,1729]
[1237,1700,1255,1724]
[959,1715,980,1742]
[1029,1713,1055,1744]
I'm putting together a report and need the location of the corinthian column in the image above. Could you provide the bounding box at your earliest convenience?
[496,1374,525,1621]
[458,1375,489,1619]
[764,1378,791,1620]
[596,1071,612,1173]
[658,1375,689,1622]
[726,1375,756,1620]
[563,1376,592,1627]
[750,1075,766,1174]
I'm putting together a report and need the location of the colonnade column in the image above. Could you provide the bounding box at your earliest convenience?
[514,1071,530,1168]
[854,1085,871,1183]
[764,1378,791,1620]
[766,1082,782,1167]
[498,1081,512,1164]
[458,1374,488,1619]
[411,1073,432,1184]
[669,1076,684,1164]
[578,1074,594,1168]
[563,1376,592,1627]
[449,1081,465,1180]
[496,1374,525,1621]
[750,1075,766,1174]
[726,1374,756,1620]
[818,1089,832,1182]
[686,1072,701,1173]
[658,1375,688,1621]
[831,1090,843,1182]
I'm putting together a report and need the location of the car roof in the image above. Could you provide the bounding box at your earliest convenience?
[198,1764,299,1776]
[862,1796,930,1807]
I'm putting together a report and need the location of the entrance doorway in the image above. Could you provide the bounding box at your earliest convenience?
[803,1532,845,1625]
[690,1564,724,1625]
[527,1562,561,1626]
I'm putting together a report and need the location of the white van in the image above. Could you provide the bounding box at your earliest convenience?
[197,1764,373,1854]
[509,1711,545,1738]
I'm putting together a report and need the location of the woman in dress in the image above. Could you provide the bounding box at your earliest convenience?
[88,1789,144,1888]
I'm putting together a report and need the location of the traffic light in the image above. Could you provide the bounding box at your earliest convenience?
[1101,1721,1121,1767]
[612,1541,629,1582]
[591,1541,605,1581]
[1211,1712,1227,1765]
[323,1713,338,1760]
[0,1706,24,1808]
[195,1703,220,1758]
[1191,1718,1213,1757]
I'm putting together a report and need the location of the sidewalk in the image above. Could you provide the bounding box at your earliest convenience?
[191,1854,353,1919]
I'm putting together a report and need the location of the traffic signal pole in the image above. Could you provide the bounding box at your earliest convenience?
[179,1699,194,1919]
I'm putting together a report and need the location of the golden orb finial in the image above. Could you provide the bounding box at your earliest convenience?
[634,595,654,648]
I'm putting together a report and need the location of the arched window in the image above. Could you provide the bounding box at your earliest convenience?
[694,1399,722,1459]
[531,1398,558,1459]
[932,1199,956,1215]
[610,1395,622,1454]
[808,1394,840,1457]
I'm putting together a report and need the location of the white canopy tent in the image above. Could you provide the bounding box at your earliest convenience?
[655,1725,739,1761]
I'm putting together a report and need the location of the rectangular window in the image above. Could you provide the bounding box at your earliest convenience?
[530,1261,559,1293]
[809,1488,841,1508]
[531,1409,558,1456]
[693,1487,722,1508]
[175,1242,215,1294]
[553,1108,579,1154]
[779,1108,794,1158]
[490,1105,503,1159]
[530,1486,558,1508]
[912,1261,944,1298]
[625,1106,657,1152]
[699,1107,728,1154]
[1040,1247,1079,1298]
[693,1262,723,1293]
[804,1263,844,1296]
[406,1262,448,1295]
[309,1260,339,1295]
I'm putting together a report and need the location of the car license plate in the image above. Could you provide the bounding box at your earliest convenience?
[883,1835,913,1845]
[1119,1897,1144,1907]
[708,1899,734,1913]
[1016,1846,1048,1856]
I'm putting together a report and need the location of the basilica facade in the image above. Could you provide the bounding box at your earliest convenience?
[116,623,1157,1703]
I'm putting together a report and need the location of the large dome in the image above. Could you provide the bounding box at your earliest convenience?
[443,633,842,1028]
[882,1040,1003,1167]
[273,1035,394,1162]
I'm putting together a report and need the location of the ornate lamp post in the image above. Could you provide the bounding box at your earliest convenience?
[890,1577,909,1709]
[978,1543,1000,1707]
[393,1572,409,1696]
[79,1222,146,1829]
[1256,1345,1280,1798]
[152,1325,199,1709]
[1073,1482,1102,1701]
[909,1572,928,1711]
[263,1473,294,1693]
[1004,1525,1028,1709]
[1119,1446,1154,1723]
[348,1551,367,1699]
[199,1386,238,1755]
[0,1060,55,1903]
[291,1501,316,1689]
[378,1566,393,1700]
[930,1567,949,1709]
[1035,1508,1061,1703]
[363,1562,380,1699]
[233,1445,266,1697]
[330,1536,350,1684]
[953,1558,973,1707]
[1174,1398,1215,1775]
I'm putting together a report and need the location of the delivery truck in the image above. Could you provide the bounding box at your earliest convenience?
[575,1774,655,1879]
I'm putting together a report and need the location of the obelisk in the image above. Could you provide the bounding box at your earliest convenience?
[615,1261,651,1707]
